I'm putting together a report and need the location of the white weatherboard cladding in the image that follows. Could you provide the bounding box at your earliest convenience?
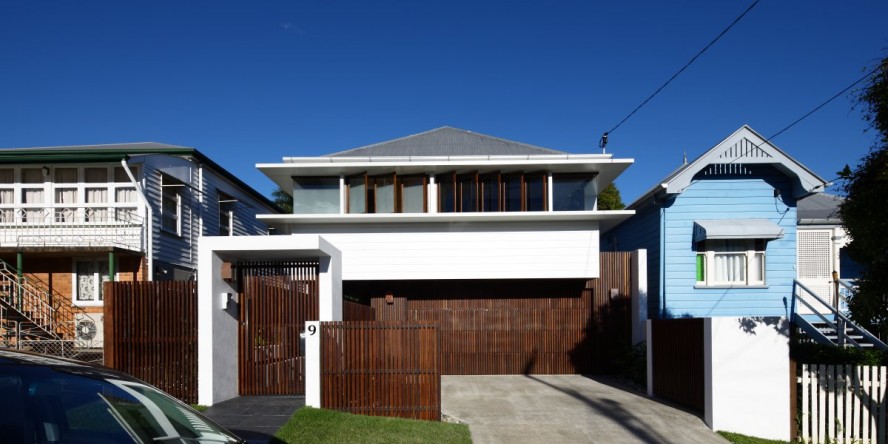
[291,222,600,280]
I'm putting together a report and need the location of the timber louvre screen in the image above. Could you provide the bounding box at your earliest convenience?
[321,321,441,420]
[238,260,319,396]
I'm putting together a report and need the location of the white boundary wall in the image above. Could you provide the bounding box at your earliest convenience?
[704,316,790,441]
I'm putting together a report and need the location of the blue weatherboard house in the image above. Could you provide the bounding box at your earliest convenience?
[604,125,827,318]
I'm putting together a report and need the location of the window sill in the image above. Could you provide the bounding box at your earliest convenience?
[73,301,104,307]
[694,284,769,289]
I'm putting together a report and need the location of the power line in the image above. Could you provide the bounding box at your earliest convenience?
[601,0,761,147]
[768,66,878,141]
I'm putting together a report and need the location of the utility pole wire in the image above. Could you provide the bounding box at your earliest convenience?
[604,0,761,140]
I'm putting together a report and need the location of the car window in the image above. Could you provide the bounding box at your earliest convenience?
[0,364,240,444]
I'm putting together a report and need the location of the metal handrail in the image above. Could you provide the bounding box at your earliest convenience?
[0,262,58,339]
[792,279,888,350]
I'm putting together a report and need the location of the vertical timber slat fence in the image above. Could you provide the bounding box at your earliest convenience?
[798,364,887,444]
[650,318,704,412]
[321,321,441,420]
[343,300,375,321]
[104,281,198,404]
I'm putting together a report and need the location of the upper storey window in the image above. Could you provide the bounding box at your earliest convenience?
[347,173,427,214]
[293,177,340,214]
[437,171,546,213]
[552,173,597,211]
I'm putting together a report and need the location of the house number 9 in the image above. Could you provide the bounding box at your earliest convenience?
[307,325,317,335]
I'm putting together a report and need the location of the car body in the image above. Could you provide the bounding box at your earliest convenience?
[0,348,244,443]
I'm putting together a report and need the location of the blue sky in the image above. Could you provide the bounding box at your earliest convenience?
[1,1,886,203]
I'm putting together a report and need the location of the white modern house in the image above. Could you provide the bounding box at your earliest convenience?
[197,127,637,404]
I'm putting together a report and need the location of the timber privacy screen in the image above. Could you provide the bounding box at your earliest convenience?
[321,321,441,420]
[104,281,198,404]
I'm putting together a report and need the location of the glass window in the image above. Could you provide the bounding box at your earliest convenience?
[54,168,78,183]
[479,174,500,212]
[55,188,78,222]
[438,174,456,213]
[292,177,340,214]
[0,189,13,223]
[525,173,546,211]
[86,188,109,222]
[21,168,44,184]
[218,193,235,236]
[373,174,396,214]
[552,174,597,211]
[76,260,110,302]
[161,174,182,234]
[458,173,478,212]
[400,175,426,213]
[502,174,523,212]
[84,168,108,183]
[0,168,13,184]
[696,239,766,286]
[347,175,367,214]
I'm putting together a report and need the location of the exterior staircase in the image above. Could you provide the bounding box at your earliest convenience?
[0,258,89,347]
[791,279,888,350]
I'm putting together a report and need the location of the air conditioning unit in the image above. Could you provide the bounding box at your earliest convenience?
[74,313,104,349]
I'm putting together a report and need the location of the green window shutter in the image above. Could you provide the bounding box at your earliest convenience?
[696,254,705,282]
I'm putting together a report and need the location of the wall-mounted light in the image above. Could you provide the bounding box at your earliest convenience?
[42,166,50,176]
[220,292,235,310]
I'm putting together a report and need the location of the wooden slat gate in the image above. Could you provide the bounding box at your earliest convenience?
[238,261,319,395]
[321,321,441,420]
[650,318,705,412]
[104,281,198,404]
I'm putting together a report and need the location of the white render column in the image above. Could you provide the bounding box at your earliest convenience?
[197,234,342,406]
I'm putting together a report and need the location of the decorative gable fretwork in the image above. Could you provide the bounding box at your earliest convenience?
[700,163,752,177]
[716,138,773,162]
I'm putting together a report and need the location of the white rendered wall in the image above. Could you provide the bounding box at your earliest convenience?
[631,249,648,345]
[704,316,790,441]
[289,222,601,280]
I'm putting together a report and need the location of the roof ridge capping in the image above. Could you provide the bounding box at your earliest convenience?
[325,127,569,157]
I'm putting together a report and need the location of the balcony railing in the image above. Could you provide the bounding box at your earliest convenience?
[0,206,145,252]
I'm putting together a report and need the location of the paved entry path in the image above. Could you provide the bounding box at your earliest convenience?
[442,375,729,444]
[203,396,304,444]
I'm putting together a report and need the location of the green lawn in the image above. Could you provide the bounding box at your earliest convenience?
[275,407,472,444]
[717,431,790,444]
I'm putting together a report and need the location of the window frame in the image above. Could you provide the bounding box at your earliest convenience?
[72,259,113,306]
[695,239,767,287]
[218,192,236,236]
[160,174,183,236]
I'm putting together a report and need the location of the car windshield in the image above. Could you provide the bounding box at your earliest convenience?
[0,363,241,443]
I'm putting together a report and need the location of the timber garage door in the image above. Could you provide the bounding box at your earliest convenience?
[346,252,632,375]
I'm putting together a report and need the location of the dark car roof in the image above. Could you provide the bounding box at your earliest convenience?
[0,348,137,380]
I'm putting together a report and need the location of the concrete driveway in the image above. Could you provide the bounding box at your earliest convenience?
[442,375,729,444]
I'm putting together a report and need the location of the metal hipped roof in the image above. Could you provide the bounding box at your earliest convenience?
[693,219,784,242]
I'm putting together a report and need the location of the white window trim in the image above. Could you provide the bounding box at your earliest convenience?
[695,240,767,288]
[161,175,183,236]
[72,259,116,306]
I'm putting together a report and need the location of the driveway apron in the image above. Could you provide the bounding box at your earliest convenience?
[442,375,729,444]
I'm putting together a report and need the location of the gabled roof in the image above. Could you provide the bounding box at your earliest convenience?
[0,142,278,211]
[328,126,565,157]
[627,125,827,209]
